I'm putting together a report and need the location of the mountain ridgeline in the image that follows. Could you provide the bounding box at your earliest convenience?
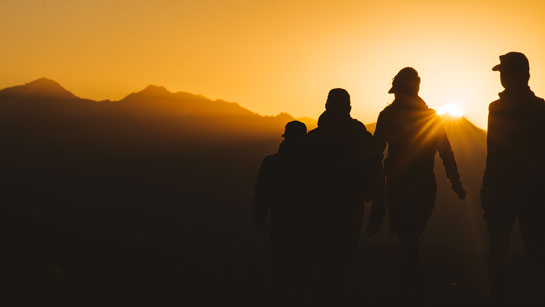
[1,78,513,304]
[0,78,490,245]
[0,79,296,246]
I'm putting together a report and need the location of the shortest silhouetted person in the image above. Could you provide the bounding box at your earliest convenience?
[252,120,310,305]
[374,67,466,296]
[482,52,545,302]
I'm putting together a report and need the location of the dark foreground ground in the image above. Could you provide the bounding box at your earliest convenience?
[1,209,543,306]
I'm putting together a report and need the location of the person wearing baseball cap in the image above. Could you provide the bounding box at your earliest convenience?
[388,66,421,95]
[252,120,310,303]
[281,120,307,139]
[492,51,530,73]
[482,52,545,302]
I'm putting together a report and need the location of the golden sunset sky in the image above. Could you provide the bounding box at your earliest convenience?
[2,0,545,129]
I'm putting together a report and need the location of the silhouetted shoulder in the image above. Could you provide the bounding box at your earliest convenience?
[426,108,441,121]
[307,127,319,137]
[353,119,365,130]
[306,128,321,147]
[488,99,502,112]
[379,105,394,115]
[426,108,438,115]
[352,119,370,135]
[376,105,394,123]
[535,96,545,109]
[535,98,545,121]
[378,104,437,119]
[261,153,281,168]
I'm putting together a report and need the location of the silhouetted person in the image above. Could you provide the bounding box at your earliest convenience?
[481,52,545,302]
[252,120,310,304]
[374,67,466,295]
[307,88,382,304]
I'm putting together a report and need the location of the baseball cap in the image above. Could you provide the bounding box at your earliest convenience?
[281,121,307,138]
[389,67,420,94]
[492,52,529,72]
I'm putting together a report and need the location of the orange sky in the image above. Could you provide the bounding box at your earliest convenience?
[2,0,545,129]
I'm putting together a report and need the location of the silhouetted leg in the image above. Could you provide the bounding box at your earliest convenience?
[519,226,545,306]
[314,243,346,305]
[292,239,314,305]
[522,230,545,266]
[398,229,422,295]
[271,237,294,305]
[289,259,305,305]
[283,227,314,305]
[519,207,545,272]
[487,223,511,303]
[520,218,545,302]
[281,237,308,306]
[313,230,358,306]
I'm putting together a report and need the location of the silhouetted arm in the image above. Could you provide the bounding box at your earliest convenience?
[373,113,387,160]
[367,113,387,236]
[357,123,383,194]
[436,117,465,199]
[482,104,500,191]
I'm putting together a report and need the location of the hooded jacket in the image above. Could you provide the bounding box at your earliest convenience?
[374,95,460,186]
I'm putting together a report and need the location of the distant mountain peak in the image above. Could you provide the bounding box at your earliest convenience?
[20,78,76,98]
[275,112,294,121]
[439,113,464,120]
[440,114,470,124]
[119,84,174,103]
[0,79,296,123]
[440,115,485,134]
[138,85,171,96]
[28,77,59,85]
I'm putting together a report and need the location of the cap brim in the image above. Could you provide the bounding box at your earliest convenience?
[492,64,501,71]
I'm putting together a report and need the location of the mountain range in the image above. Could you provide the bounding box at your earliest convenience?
[2,78,533,304]
[0,78,536,305]
[0,78,489,246]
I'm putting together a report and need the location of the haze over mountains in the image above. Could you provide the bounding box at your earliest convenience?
[0,79,532,304]
[0,77,491,249]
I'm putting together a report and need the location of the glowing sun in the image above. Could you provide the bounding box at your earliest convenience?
[437,104,464,117]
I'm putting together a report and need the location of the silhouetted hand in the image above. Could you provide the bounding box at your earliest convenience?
[452,183,467,200]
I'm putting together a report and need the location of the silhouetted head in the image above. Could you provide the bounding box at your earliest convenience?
[325,88,351,116]
[281,120,307,140]
[389,67,420,96]
[492,52,530,89]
